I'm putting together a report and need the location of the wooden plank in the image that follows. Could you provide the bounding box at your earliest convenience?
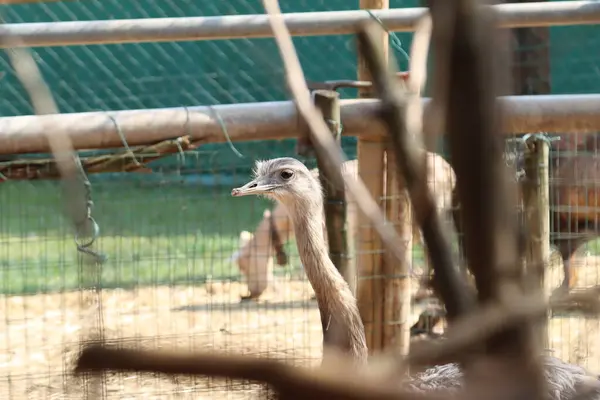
[523,136,551,349]
[383,148,412,354]
[356,0,388,354]
[313,89,354,291]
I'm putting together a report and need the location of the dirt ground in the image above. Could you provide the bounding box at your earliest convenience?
[0,280,322,399]
[546,254,600,374]
[0,255,599,399]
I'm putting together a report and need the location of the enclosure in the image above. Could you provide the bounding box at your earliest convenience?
[1,0,600,398]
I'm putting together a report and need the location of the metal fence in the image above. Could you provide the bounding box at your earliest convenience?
[0,0,600,398]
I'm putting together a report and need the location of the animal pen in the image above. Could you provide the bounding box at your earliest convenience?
[1,0,600,398]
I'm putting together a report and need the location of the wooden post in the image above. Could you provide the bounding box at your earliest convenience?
[313,90,354,293]
[383,150,412,355]
[523,135,551,349]
[356,0,389,354]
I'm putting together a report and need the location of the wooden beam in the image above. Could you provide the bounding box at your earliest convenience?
[313,89,353,292]
[356,0,388,354]
[522,135,551,349]
[1,95,600,155]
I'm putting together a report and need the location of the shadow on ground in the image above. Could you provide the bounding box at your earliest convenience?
[171,298,317,312]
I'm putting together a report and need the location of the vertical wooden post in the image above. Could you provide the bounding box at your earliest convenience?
[356,0,389,354]
[523,135,550,350]
[313,90,354,293]
[383,150,412,355]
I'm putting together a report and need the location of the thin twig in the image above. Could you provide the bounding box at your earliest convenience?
[3,15,108,399]
[406,15,431,95]
[356,21,474,321]
[1,19,91,236]
[260,0,409,268]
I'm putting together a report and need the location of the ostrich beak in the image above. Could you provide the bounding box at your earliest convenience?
[231,179,278,197]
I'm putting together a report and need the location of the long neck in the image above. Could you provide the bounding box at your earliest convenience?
[288,201,368,365]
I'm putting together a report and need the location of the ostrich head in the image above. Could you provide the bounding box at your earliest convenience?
[231,157,322,213]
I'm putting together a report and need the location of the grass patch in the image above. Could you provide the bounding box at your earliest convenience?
[5,177,595,296]
[0,179,276,295]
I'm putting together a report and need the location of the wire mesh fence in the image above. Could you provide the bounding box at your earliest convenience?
[0,0,421,176]
[0,155,326,398]
[0,0,599,399]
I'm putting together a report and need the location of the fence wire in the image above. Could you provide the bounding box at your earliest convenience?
[0,0,599,399]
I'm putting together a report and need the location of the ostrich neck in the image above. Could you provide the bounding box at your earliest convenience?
[288,201,368,364]
[292,208,343,298]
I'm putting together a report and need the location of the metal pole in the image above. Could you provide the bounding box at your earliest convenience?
[0,1,599,48]
[2,94,600,154]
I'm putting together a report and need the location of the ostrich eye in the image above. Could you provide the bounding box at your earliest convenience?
[280,170,294,180]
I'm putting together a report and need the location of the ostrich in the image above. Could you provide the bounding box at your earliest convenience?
[407,356,600,400]
[231,157,368,365]
[232,157,600,399]
[231,155,457,301]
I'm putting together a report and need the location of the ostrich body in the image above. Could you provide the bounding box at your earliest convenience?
[408,355,600,400]
[231,157,368,365]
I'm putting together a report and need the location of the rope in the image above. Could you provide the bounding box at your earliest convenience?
[324,118,343,136]
[178,107,193,165]
[522,132,561,146]
[174,137,186,165]
[365,10,411,63]
[207,105,245,158]
[108,115,142,167]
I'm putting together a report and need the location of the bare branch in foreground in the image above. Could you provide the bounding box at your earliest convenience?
[356,21,474,322]
[259,0,409,268]
[75,343,447,400]
[429,0,545,398]
[73,284,600,397]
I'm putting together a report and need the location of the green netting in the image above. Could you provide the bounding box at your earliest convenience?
[0,0,420,179]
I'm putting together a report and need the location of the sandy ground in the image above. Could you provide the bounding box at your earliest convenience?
[546,254,600,374]
[0,254,598,399]
[0,280,322,399]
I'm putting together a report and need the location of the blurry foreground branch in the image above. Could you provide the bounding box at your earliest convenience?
[75,344,445,400]
[428,0,544,398]
[74,284,600,394]
[357,19,474,322]
[2,22,89,224]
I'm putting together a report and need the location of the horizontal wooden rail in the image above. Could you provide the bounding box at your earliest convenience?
[1,94,600,154]
[0,2,598,48]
